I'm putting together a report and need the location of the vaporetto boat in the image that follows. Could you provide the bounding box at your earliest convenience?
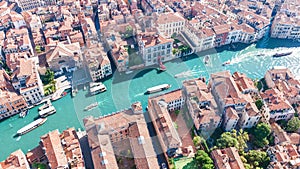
[16,118,47,135]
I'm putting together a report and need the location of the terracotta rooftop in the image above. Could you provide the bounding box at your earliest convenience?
[156,12,185,24]
[40,130,68,169]
[0,149,30,169]
[83,102,159,169]
[211,147,245,169]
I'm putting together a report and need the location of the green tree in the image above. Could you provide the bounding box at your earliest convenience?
[255,99,263,110]
[244,150,270,168]
[43,69,55,84]
[216,129,249,153]
[193,136,202,147]
[286,117,300,132]
[216,132,238,149]
[195,150,214,168]
[202,164,214,169]
[252,123,271,148]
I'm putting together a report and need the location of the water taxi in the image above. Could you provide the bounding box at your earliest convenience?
[16,118,47,135]
[125,70,133,74]
[204,55,210,64]
[222,61,231,66]
[72,88,77,97]
[89,82,107,95]
[146,84,171,94]
[39,105,56,117]
[19,110,28,118]
[84,102,98,111]
[272,51,292,58]
[38,100,52,111]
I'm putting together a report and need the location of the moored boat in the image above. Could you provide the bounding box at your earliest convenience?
[146,84,171,94]
[19,110,28,118]
[38,100,52,111]
[16,118,47,135]
[272,51,292,58]
[39,105,56,117]
[51,89,67,101]
[89,82,107,95]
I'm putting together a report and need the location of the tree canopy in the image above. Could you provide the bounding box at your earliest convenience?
[252,123,271,148]
[195,150,214,168]
[286,117,300,132]
[243,150,270,168]
[42,69,55,85]
[255,99,263,110]
[216,129,249,153]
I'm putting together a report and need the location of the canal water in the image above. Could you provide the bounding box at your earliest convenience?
[0,38,299,160]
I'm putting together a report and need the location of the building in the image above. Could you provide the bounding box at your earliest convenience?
[105,32,129,72]
[211,147,245,169]
[83,102,160,169]
[182,77,222,136]
[267,143,300,168]
[10,58,44,105]
[137,32,173,66]
[85,44,112,81]
[270,123,291,145]
[264,67,300,104]
[3,28,34,56]
[156,12,185,38]
[45,42,82,75]
[0,70,28,120]
[270,0,300,40]
[40,128,85,169]
[148,89,184,111]
[209,71,261,131]
[260,88,295,121]
[148,96,182,152]
[16,0,55,11]
[0,149,30,169]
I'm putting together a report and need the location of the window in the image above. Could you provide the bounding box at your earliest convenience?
[167,44,171,48]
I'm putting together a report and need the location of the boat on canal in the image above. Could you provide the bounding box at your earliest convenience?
[38,100,52,111]
[204,55,210,64]
[51,88,67,101]
[222,60,231,66]
[16,118,47,135]
[89,82,107,95]
[272,51,293,58]
[39,105,56,117]
[146,84,171,94]
[84,102,98,111]
[19,110,28,118]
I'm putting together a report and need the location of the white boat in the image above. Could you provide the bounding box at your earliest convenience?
[125,70,133,74]
[204,55,210,64]
[17,118,47,135]
[72,88,77,97]
[51,88,67,101]
[39,105,56,117]
[84,102,98,111]
[146,84,171,94]
[89,82,107,95]
[38,100,52,111]
[19,110,28,118]
[222,60,231,66]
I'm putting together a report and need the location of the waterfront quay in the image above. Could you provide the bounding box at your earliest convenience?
[0,38,299,160]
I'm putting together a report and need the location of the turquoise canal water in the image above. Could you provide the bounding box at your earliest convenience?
[0,38,300,160]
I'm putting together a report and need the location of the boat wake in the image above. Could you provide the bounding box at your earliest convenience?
[15,136,21,141]
[134,93,144,97]
[174,70,204,78]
